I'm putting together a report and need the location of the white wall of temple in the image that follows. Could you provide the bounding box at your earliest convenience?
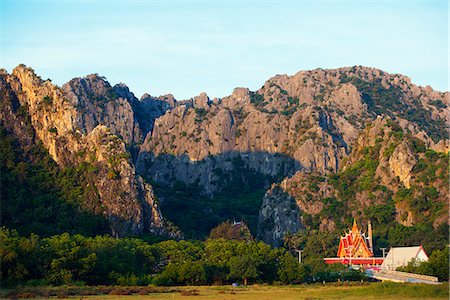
[417,249,429,261]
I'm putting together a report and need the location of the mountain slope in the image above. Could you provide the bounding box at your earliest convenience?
[0,65,448,242]
[257,117,448,245]
[135,66,448,240]
[0,66,177,238]
[138,66,447,194]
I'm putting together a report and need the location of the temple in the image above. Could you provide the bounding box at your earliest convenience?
[324,219,383,268]
[337,219,373,258]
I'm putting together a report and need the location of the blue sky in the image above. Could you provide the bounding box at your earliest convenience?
[1,0,448,99]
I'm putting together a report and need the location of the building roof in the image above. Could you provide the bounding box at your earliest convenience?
[381,245,429,269]
[337,219,373,258]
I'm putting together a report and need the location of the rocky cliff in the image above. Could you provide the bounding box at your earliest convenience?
[0,65,177,238]
[257,117,449,245]
[138,67,448,198]
[1,64,448,242]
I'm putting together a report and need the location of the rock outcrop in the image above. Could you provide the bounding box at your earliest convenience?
[0,65,176,237]
[257,116,448,245]
[62,76,142,145]
[388,141,417,189]
[257,185,303,247]
[2,64,448,243]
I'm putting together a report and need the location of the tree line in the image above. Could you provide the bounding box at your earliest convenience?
[1,227,367,287]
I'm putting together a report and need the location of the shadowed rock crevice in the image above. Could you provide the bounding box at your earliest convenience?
[136,150,304,238]
[257,185,303,247]
[137,150,301,197]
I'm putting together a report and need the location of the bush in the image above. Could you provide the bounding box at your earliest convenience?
[277,253,309,284]
[116,273,139,286]
[48,127,58,134]
[42,96,53,106]
[398,248,449,281]
[180,289,200,296]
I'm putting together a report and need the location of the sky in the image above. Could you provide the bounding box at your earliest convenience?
[1,0,448,100]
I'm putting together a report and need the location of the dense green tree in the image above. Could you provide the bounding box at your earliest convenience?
[387,223,448,255]
[2,227,447,287]
[178,261,207,285]
[277,252,309,284]
[229,254,259,285]
[84,236,157,285]
[0,227,39,285]
[156,240,204,265]
[152,263,179,286]
[39,233,95,285]
[153,161,270,239]
[398,248,449,281]
[283,231,295,252]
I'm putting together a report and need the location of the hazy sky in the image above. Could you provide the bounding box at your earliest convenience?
[2,0,448,99]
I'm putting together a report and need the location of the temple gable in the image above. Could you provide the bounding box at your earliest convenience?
[337,220,373,258]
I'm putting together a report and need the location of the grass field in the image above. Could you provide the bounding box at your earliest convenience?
[3,282,448,299]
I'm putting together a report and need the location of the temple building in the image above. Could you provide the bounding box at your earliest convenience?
[381,246,429,270]
[337,219,373,258]
[324,219,383,268]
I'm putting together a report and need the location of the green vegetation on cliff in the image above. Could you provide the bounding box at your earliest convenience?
[340,75,446,142]
[154,174,267,239]
[0,127,108,237]
[278,120,448,258]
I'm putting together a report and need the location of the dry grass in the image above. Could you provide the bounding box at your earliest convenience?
[2,282,448,299]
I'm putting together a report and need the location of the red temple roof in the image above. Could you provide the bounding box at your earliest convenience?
[337,219,373,258]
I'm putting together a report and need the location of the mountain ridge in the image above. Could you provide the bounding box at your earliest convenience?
[1,64,448,243]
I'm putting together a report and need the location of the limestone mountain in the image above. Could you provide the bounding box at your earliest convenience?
[0,65,178,238]
[135,66,448,239]
[138,66,447,196]
[1,64,448,243]
[257,117,448,245]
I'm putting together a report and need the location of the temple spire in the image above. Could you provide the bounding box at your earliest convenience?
[337,219,373,259]
[368,220,373,253]
[351,219,358,234]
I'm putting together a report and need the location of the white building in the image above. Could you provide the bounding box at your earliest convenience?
[381,245,429,270]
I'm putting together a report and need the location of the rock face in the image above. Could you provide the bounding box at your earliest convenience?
[0,65,176,238]
[138,93,175,135]
[62,76,142,144]
[2,64,448,243]
[137,66,448,202]
[257,172,332,245]
[257,186,303,247]
[137,96,348,196]
[326,83,366,116]
[388,141,417,188]
[257,116,448,245]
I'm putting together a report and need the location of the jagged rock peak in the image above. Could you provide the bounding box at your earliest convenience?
[114,82,137,100]
[232,87,250,99]
[193,92,210,109]
[0,66,179,238]
[140,93,177,107]
[140,92,152,100]
[63,73,116,103]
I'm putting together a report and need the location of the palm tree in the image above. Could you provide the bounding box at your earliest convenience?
[283,231,295,252]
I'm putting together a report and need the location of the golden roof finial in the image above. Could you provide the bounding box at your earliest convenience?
[352,218,358,233]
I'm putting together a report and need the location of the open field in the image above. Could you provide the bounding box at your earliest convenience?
[2,282,448,299]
